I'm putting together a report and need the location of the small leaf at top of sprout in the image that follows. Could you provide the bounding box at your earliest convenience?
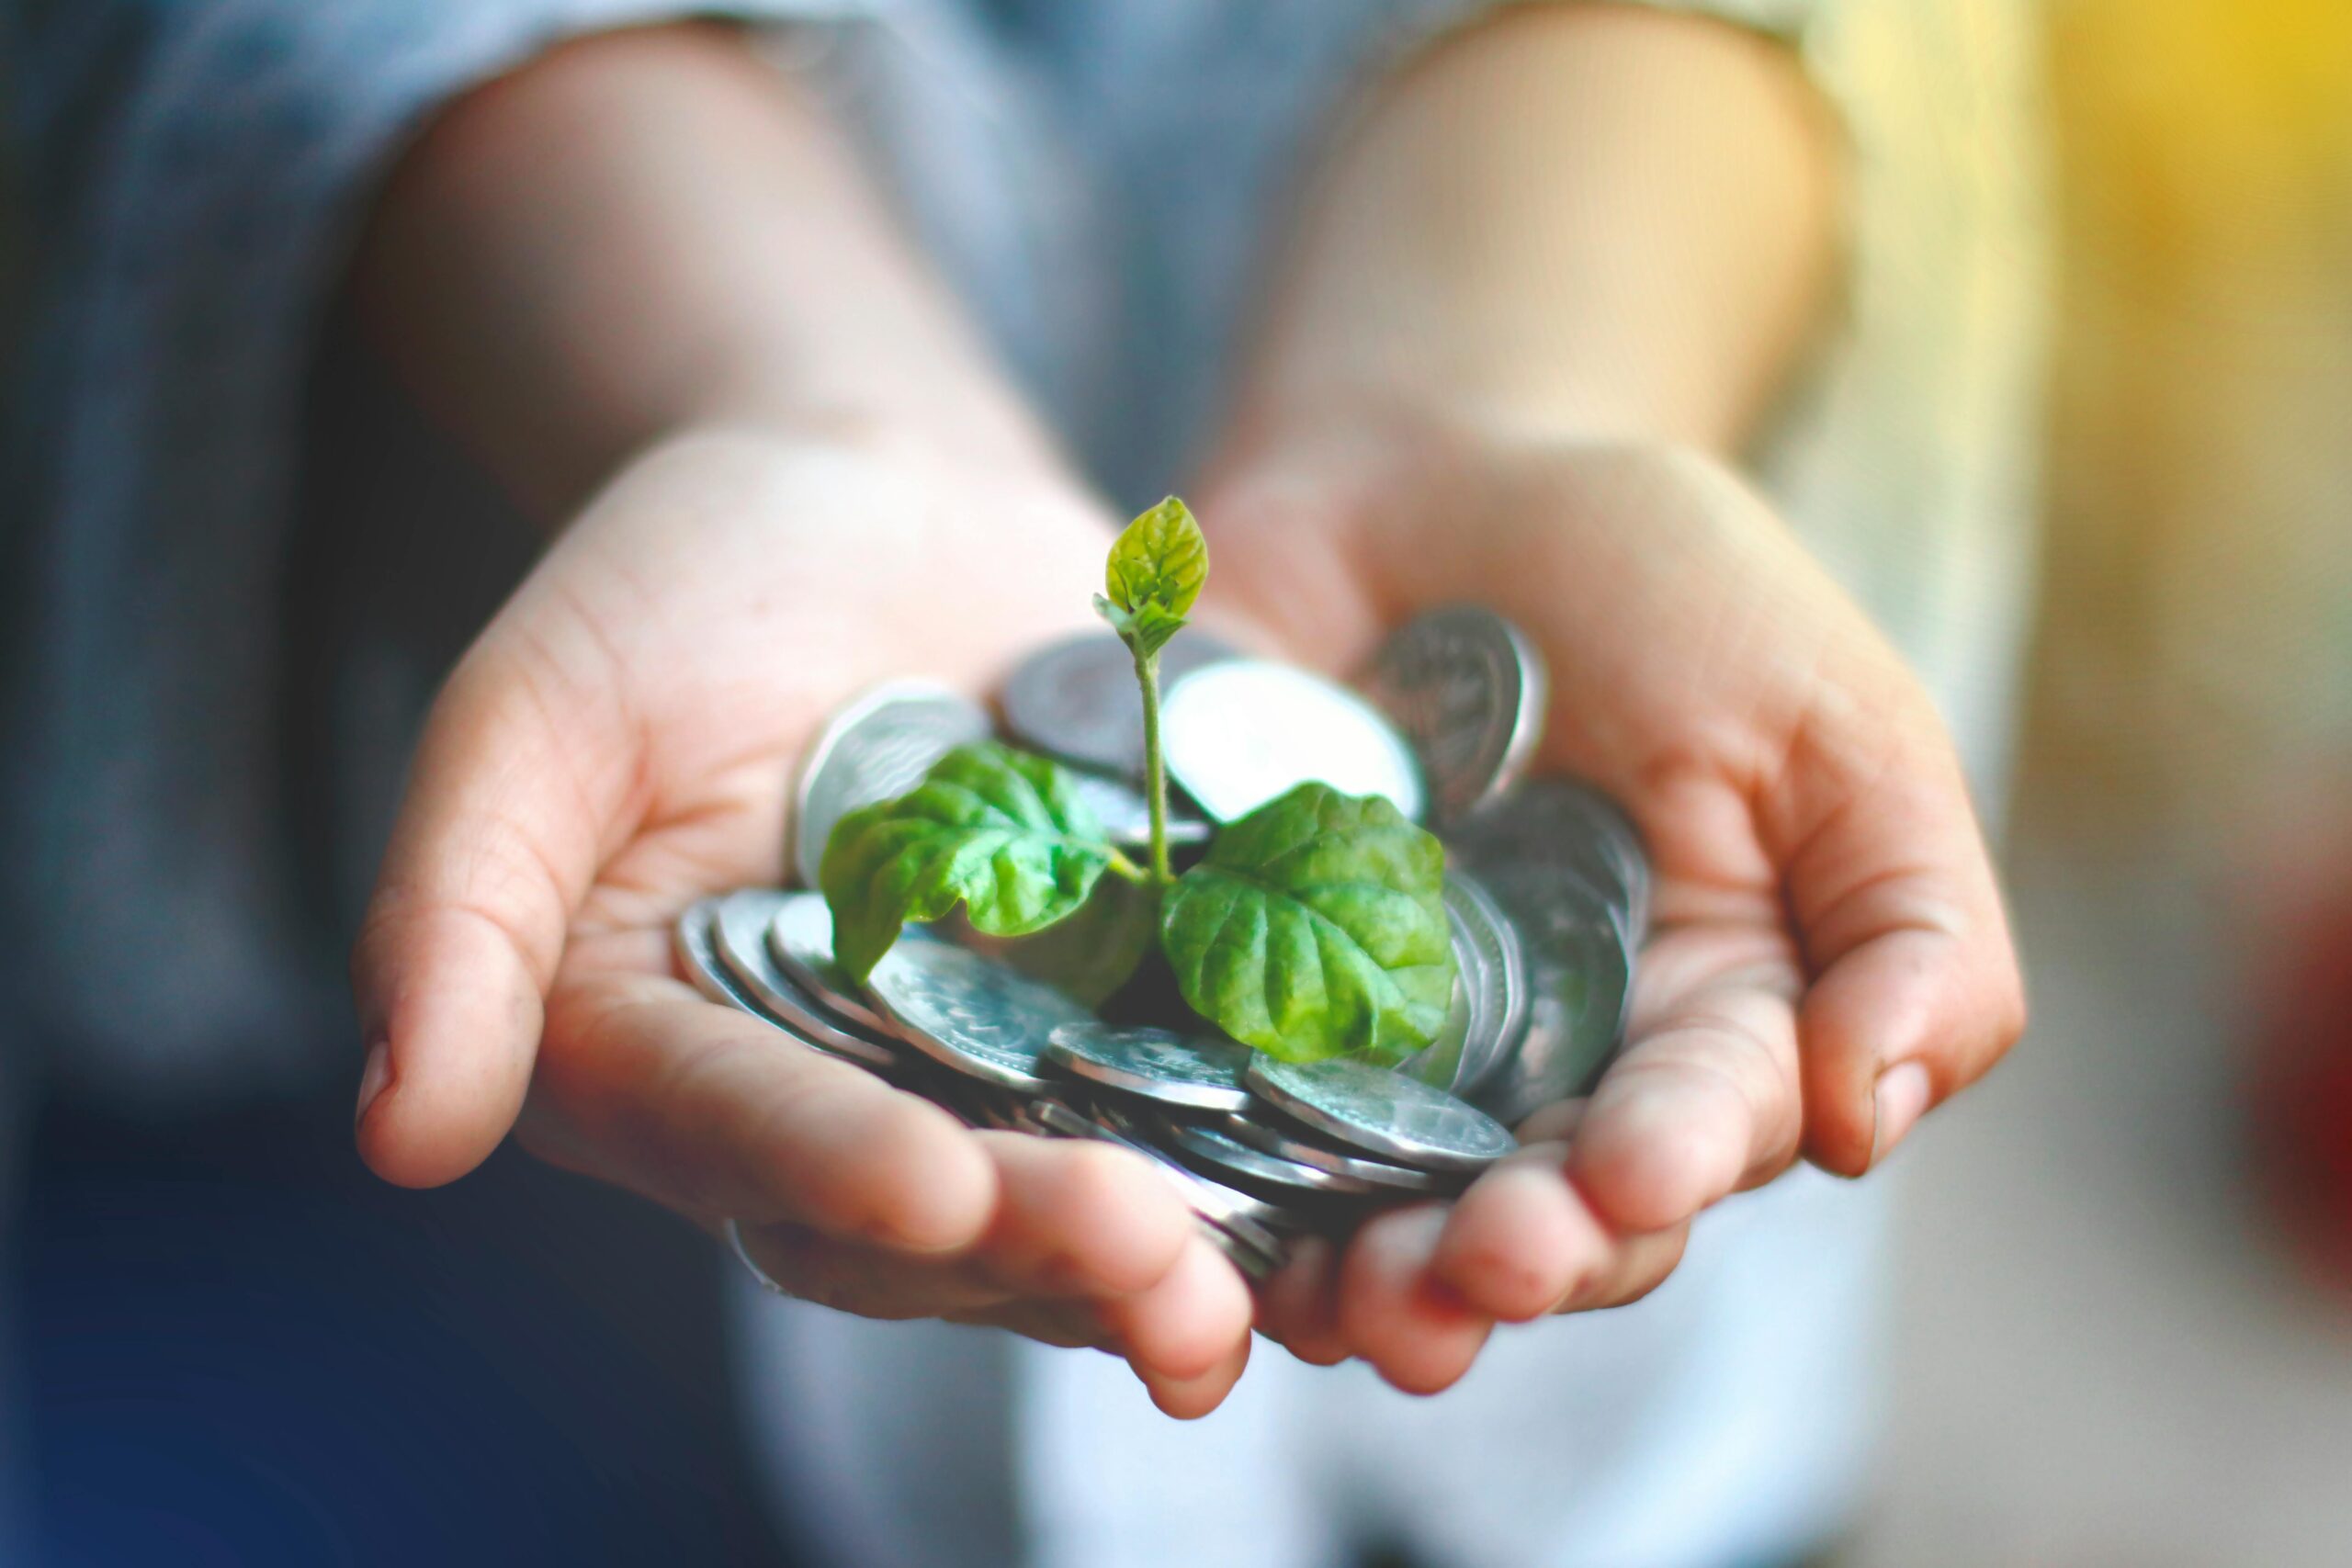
[1099,496,1207,659]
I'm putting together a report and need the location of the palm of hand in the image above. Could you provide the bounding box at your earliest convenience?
[356,429,1258,1415]
[1198,434,2022,1389]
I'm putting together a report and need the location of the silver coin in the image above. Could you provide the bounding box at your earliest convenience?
[1062,768,1211,851]
[1197,1220,1283,1281]
[1591,816,1652,945]
[1574,797,1651,944]
[1044,1022,1256,1113]
[1445,871,1530,1096]
[1438,876,1501,1091]
[1401,963,1474,1096]
[708,890,901,1070]
[1215,1113,1448,1194]
[1088,1103,1298,1232]
[1450,781,1644,1103]
[1454,779,1650,944]
[1162,660,1427,824]
[1155,1116,1382,1196]
[1451,840,1636,1127]
[767,892,889,1032]
[865,933,1092,1091]
[1000,630,1238,781]
[673,898,765,1013]
[1494,905,1631,1128]
[791,682,992,890]
[938,1077,1032,1132]
[1401,875,1513,1096]
[1243,1055,1516,1173]
[1189,1179,1325,1244]
[1013,1095,1104,1141]
[1358,606,1547,826]
[918,1076,997,1129]
[950,1072,1044,1133]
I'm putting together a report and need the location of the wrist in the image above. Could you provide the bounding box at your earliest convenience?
[1202,390,1706,536]
[677,366,1070,498]
[1215,359,1694,488]
[608,406,1110,558]
[1192,394,1735,671]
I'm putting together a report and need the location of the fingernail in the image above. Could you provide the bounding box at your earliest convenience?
[1871,1061,1932,1166]
[354,1038,391,1131]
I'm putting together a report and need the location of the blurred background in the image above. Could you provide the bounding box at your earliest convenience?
[5,0,2352,1562]
[1858,0,2352,1562]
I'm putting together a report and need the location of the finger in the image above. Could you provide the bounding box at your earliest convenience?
[735,1131,1196,1314]
[1428,1142,1612,1321]
[737,1222,1013,1321]
[1336,1206,1494,1396]
[1566,926,1804,1234]
[353,627,634,1189]
[528,955,997,1251]
[1552,1222,1690,1314]
[1135,1333,1252,1421]
[945,1302,1118,1352]
[1097,1232,1255,1387]
[1515,1097,1588,1145]
[1255,1235,1350,1366]
[1770,725,2027,1175]
[970,1132,1194,1299]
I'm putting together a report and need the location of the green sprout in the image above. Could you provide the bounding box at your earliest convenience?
[820,498,1454,1064]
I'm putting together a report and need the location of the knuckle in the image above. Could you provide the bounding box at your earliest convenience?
[1447,1237,1562,1322]
[1607,1270,1673,1311]
[1944,953,2030,1094]
[1605,1237,1690,1312]
[1738,1136,1803,1194]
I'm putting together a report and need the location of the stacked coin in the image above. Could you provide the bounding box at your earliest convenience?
[676,607,1648,1278]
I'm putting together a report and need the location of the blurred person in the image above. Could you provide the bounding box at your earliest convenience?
[0,3,2043,1566]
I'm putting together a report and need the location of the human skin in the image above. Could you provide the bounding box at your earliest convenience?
[346,24,1252,1415]
[347,9,2025,1415]
[1204,6,2025,1389]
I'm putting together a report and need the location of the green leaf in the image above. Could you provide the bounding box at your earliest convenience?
[1102,496,1207,658]
[820,742,1124,979]
[1160,783,1456,1064]
[951,873,1161,1008]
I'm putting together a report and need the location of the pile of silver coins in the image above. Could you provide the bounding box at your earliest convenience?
[674,607,1647,1279]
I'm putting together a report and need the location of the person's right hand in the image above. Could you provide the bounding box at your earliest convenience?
[1195,424,2027,1393]
[350,424,1257,1416]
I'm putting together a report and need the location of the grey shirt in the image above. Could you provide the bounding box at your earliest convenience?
[0,5,2045,1562]
[0,0,2042,1107]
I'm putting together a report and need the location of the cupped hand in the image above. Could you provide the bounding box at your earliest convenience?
[352,425,1253,1416]
[1197,417,2026,1393]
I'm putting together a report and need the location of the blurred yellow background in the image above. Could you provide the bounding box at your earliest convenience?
[2030,0,2352,823]
[1863,4,2352,1562]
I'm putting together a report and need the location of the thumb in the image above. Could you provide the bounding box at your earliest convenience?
[352,613,636,1188]
[1771,701,2027,1177]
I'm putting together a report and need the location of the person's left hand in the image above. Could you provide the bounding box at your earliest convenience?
[1192,412,2027,1393]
